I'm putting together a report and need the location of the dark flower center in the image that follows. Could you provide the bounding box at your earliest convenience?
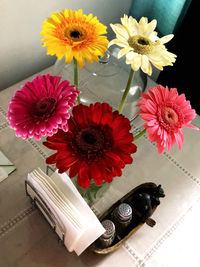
[70,30,81,39]
[35,97,56,117]
[138,38,149,46]
[83,132,97,145]
[162,107,178,125]
[128,35,154,54]
[158,104,184,133]
[75,127,105,154]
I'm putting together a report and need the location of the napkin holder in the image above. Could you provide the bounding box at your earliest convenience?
[25,179,65,243]
[25,168,106,255]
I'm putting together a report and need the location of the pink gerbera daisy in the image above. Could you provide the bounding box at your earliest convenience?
[7,74,79,140]
[137,85,199,154]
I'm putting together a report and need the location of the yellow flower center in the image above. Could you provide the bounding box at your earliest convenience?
[128,35,154,55]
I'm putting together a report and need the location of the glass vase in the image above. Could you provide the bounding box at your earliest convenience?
[46,166,110,207]
[53,46,147,122]
[72,176,111,207]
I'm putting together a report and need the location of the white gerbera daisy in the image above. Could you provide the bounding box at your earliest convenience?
[109,16,177,76]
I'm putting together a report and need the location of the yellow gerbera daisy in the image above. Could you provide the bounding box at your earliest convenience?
[109,15,177,75]
[41,9,109,68]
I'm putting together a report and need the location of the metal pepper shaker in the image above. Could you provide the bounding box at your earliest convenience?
[112,203,132,236]
[99,219,116,248]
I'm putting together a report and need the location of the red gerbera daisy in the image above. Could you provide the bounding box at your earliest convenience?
[43,103,137,188]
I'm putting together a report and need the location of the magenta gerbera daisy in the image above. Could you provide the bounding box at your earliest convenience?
[7,74,79,140]
[137,85,199,154]
[43,103,137,188]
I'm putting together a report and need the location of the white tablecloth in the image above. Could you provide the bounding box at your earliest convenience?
[0,66,200,267]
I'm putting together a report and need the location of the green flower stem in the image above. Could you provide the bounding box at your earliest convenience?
[134,128,146,141]
[118,68,135,114]
[73,57,80,105]
[8,168,17,176]
[0,164,14,167]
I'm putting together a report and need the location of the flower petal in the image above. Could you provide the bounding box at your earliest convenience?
[118,46,131,59]
[141,55,152,75]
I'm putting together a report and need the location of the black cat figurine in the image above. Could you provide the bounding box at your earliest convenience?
[125,184,165,225]
[130,192,152,222]
[134,184,165,206]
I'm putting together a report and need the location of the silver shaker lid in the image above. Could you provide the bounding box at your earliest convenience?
[101,219,115,239]
[117,203,132,221]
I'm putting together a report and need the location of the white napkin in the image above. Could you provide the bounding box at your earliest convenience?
[0,150,16,182]
[0,167,8,182]
[27,168,105,255]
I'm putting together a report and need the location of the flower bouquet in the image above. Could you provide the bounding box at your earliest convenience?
[7,10,198,206]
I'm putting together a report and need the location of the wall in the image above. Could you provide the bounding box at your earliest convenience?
[0,0,131,90]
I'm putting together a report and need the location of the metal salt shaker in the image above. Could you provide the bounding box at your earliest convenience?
[99,219,115,248]
[112,203,132,236]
